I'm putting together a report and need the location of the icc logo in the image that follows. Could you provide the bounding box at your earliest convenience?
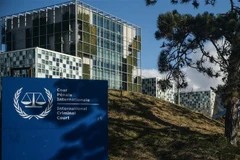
[13,88,53,120]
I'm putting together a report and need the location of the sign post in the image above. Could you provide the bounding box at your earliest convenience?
[1,77,108,160]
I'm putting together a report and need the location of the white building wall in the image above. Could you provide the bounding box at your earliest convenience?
[177,90,216,117]
[142,77,175,103]
[142,77,216,117]
[0,47,83,98]
[35,47,82,79]
[142,78,157,97]
[209,90,216,117]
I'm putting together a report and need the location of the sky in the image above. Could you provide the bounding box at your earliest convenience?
[0,0,234,91]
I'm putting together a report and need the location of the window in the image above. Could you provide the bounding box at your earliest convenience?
[47,24,53,34]
[62,21,69,31]
[93,14,97,25]
[40,26,46,35]
[104,40,109,49]
[55,22,61,33]
[104,19,109,29]
[110,21,115,32]
[98,16,103,27]
[26,28,32,38]
[111,32,115,41]
[33,27,39,37]
[104,30,109,39]
[117,35,121,43]
[33,37,39,47]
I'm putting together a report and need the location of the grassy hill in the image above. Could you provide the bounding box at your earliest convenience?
[108,90,240,160]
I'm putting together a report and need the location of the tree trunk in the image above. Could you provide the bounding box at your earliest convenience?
[223,45,240,145]
[225,97,239,146]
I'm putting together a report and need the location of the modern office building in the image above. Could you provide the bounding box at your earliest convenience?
[0,0,142,92]
[142,77,216,117]
[0,47,82,97]
[177,90,216,117]
[142,77,176,103]
[0,47,82,78]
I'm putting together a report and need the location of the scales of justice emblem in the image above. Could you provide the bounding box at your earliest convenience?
[13,88,53,120]
[21,92,46,108]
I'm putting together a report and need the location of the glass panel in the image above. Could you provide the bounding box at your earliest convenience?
[40,10,46,25]
[104,18,109,29]
[33,37,39,47]
[47,24,53,34]
[62,21,69,31]
[62,5,69,21]
[40,25,46,35]
[69,4,75,19]
[55,22,61,33]
[33,12,39,27]
[26,28,32,38]
[98,16,103,27]
[33,27,39,37]
[93,14,97,25]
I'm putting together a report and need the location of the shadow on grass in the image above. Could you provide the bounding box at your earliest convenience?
[120,92,223,130]
[109,116,240,160]
[108,90,240,160]
[109,117,226,159]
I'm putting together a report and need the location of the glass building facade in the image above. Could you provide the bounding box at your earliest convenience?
[0,0,142,92]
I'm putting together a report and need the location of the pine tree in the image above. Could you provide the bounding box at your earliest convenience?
[146,0,240,145]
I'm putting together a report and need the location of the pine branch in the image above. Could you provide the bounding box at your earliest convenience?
[210,39,229,68]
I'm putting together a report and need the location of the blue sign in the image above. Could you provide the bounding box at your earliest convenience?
[1,77,108,160]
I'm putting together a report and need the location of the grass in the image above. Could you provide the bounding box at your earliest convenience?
[108,90,240,160]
